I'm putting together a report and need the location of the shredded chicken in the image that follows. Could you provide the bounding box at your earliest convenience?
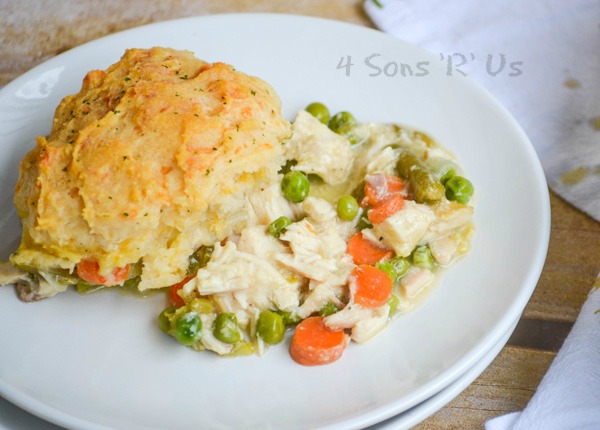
[286,110,354,185]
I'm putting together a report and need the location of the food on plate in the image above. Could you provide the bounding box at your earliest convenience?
[0,46,290,300]
[0,47,475,365]
[157,105,475,363]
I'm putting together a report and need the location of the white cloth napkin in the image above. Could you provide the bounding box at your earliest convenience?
[485,285,600,430]
[364,0,600,221]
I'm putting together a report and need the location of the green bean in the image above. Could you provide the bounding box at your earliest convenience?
[268,216,292,238]
[336,195,359,221]
[396,152,444,203]
[305,102,330,124]
[187,246,213,276]
[396,152,420,179]
[410,169,445,203]
[121,275,141,291]
[444,175,474,204]
[174,311,202,346]
[256,310,285,344]
[75,281,104,295]
[356,212,373,231]
[281,171,310,203]
[213,313,241,344]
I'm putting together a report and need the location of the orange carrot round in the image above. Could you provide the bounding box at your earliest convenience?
[289,316,347,366]
[76,259,129,287]
[367,193,405,224]
[352,264,393,308]
[347,232,392,265]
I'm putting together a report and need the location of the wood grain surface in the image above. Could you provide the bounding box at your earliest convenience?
[2,1,599,428]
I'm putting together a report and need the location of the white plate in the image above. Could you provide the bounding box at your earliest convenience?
[0,14,550,430]
[0,317,518,430]
[369,318,519,429]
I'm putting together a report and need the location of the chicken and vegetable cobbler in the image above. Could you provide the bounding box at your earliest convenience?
[0,48,474,366]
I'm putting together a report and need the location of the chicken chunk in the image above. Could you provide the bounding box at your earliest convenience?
[366,146,400,175]
[302,196,356,241]
[276,219,351,282]
[248,182,295,225]
[428,235,459,266]
[421,201,474,243]
[237,225,289,263]
[371,200,435,257]
[191,241,298,311]
[325,303,390,343]
[286,110,354,185]
[399,267,435,299]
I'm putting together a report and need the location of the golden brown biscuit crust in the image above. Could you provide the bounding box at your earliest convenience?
[12,47,291,290]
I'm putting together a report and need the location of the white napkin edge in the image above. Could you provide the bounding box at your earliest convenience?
[485,283,600,430]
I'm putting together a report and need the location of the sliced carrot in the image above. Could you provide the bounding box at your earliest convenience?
[352,264,393,308]
[347,232,392,265]
[169,276,194,307]
[367,193,405,224]
[76,259,129,287]
[364,174,407,207]
[289,316,347,366]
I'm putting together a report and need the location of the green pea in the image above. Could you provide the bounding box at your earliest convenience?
[174,311,202,346]
[444,175,474,204]
[213,313,240,344]
[376,256,409,282]
[256,310,285,344]
[336,124,361,145]
[336,195,359,221]
[391,257,410,278]
[440,169,456,186]
[411,246,435,270]
[281,171,310,203]
[328,111,357,133]
[319,302,340,317]
[268,216,293,238]
[277,310,302,326]
[305,102,330,124]
[158,306,177,333]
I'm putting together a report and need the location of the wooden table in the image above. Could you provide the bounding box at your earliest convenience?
[3,1,599,428]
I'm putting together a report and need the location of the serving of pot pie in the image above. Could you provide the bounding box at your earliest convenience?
[0,47,474,365]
